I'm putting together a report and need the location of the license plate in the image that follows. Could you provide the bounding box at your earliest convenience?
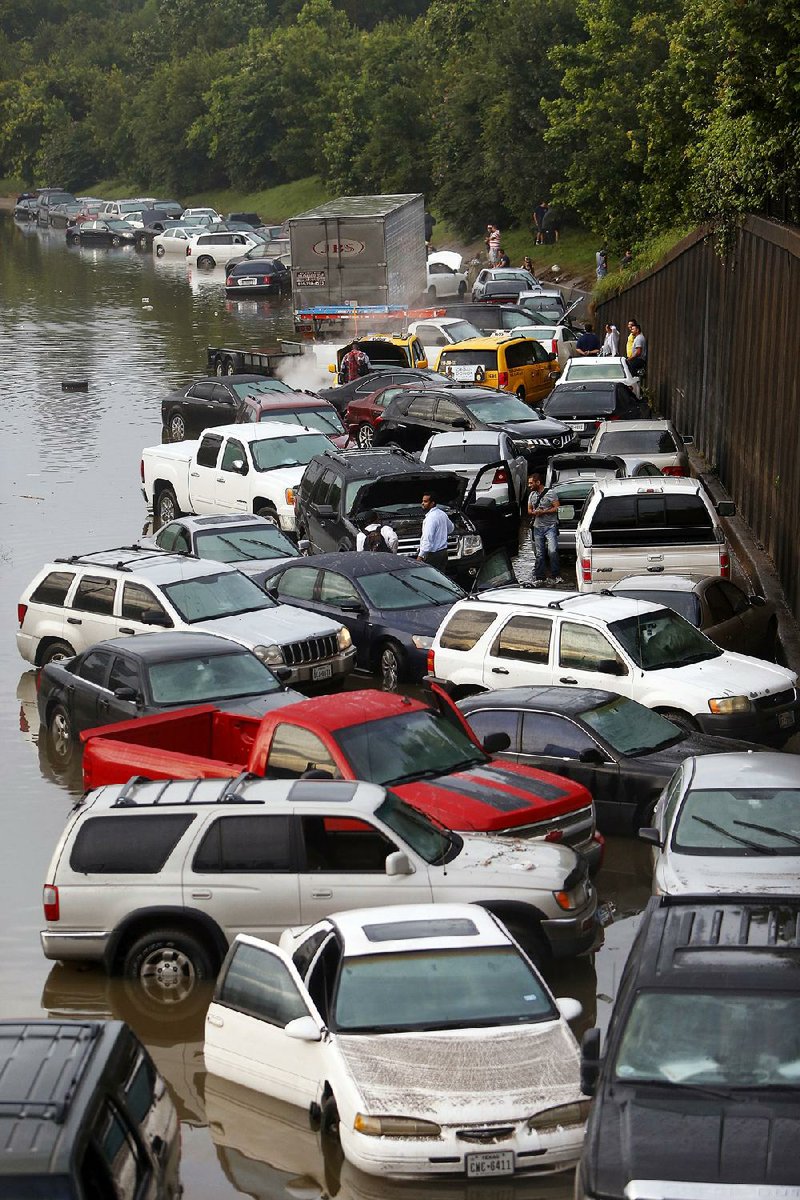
[779,711,795,729]
[238,277,258,286]
[558,504,575,521]
[567,422,587,431]
[466,1151,514,1178]
[596,900,616,927]
[312,663,333,681]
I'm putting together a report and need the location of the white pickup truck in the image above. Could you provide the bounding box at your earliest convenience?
[141,422,334,531]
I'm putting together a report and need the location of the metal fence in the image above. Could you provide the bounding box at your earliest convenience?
[596,216,800,618]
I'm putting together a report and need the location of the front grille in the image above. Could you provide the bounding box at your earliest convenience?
[754,688,796,711]
[511,805,594,847]
[456,1126,514,1144]
[282,633,338,666]
[396,533,459,560]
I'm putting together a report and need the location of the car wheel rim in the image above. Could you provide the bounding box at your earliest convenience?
[156,245,165,256]
[138,947,196,1004]
[170,416,185,441]
[358,425,373,448]
[159,495,176,524]
[50,712,71,759]
[380,648,400,690]
[48,648,70,664]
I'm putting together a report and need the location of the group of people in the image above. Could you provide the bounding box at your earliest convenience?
[596,247,635,279]
[357,494,453,572]
[531,202,560,244]
[570,318,647,375]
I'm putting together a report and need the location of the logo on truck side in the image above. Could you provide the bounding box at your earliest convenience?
[312,240,365,257]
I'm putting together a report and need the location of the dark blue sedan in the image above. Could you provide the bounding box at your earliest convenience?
[261,552,465,688]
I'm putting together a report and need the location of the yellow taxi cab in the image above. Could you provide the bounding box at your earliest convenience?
[434,334,559,404]
[329,334,428,379]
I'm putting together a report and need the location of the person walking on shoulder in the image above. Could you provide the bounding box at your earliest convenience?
[600,323,619,356]
[626,320,647,377]
[595,248,608,279]
[417,493,453,573]
[487,224,501,264]
[528,472,562,587]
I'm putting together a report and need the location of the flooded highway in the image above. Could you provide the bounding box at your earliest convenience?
[0,213,651,1198]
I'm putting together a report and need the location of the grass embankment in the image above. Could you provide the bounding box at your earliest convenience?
[88,175,334,220]
[593,226,693,304]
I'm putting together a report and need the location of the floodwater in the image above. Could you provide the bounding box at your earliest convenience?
[0,214,651,1198]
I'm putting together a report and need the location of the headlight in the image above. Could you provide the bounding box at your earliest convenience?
[353,1113,441,1138]
[708,695,752,714]
[553,884,587,911]
[254,644,285,666]
[285,488,296,505]
[412,635,433,649]
[337,627,352,650]
[460,534,482,554]
[528,1099,591,1131]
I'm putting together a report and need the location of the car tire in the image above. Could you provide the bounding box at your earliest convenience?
[502,918,549,967]
[156,486,182,529]
[516,386,526,402]
[357,423,374,448]
[378,641,404,691]
[122,927,215,1009]
[197,255,215,270]
[110,235,121,247]
[156,243,166,257]
[47,703,74,766]
[255,502,278,521]
[68,234,80,246]
[224,357,235,376]
[168,412,186,442]
[658,707,699,733]
[136,234,148,250]
[38,640,76,666]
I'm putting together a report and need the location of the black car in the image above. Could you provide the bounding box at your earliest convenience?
[319,368,447,414]
[37,631,300,766]
[578,895,800,1198]
[440,303,537,334]
[261,551,467,688]
[13,197,37,220]
[295,446,487,585]
[161,374,297,441]
[225,257,291,295]
[66,219,136,247]
[458,686,759,833]
[370,384,577,467]
[541,381,650,447]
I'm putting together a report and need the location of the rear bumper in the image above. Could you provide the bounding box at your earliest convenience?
[16,631,39,666]
[695,698,800,746]
[41,929,109,964]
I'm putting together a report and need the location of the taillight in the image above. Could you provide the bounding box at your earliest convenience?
[226,276,234,286]
[427,648,436,674]
[720,549,730,578]
[661,465,686,476]
[492,467,509,484]
[550,341,558,355]
[43,885,59,922]
[580,556,592,583]
[17,603,27,627]
[263,275,272,284]
[497,371,509,387]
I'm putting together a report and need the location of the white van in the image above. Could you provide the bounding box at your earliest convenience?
[574,477,734,592]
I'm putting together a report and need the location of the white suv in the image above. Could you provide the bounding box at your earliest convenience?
[16,546,355,688]
[429,588,799,745]
[186,231,261,269]
[40,776,597,1003]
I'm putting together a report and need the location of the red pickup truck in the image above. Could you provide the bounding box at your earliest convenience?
[82,688,603,869]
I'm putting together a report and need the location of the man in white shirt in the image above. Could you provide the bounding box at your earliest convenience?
[417,493,453,572]
[356,510,399,553]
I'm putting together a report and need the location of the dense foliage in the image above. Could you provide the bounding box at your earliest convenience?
[1,0,797,241]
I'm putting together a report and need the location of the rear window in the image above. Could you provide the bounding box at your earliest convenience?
[597,430,678,455]
[439,608,497,651]
[70,814,196,873]
[426,443,497,467]
[589,494,716,546]
[30,571,75,606]
[546,392,614,416]
[439,351,498,371]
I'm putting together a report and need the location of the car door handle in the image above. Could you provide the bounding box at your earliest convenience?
[191,890,212,899]
[560,676,578,684]
[207,1013,224,1027]
[190,471,199,478]
[216,477,225,483]
[66,617,82,625]
[491,667,509,675]
[118,626,135,634]
[311,888,333,899]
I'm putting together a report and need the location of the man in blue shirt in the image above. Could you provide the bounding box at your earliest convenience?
[417,493,453,572]
[576,323,601,355]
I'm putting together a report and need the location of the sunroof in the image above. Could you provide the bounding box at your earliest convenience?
[363,918,479,943]
[289,781,358,803]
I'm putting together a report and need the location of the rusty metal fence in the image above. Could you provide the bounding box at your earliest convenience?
[596,216,800,618]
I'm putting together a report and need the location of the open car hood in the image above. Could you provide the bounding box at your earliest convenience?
[351,472,465,516]
[427,250,463,272]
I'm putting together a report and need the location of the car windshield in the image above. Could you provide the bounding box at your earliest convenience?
[335,709,485,786]
[333,947,555,1034]
[597,430,677,454]
[117,202,142,213]
[579,696,681,755]
[467,393,540,422]
[251,433,332,472]
[161,570,275,622]
[262,407,345,436]
[231,380,292,398]
[445,320,481,341]
[613,588,701,626]
[147,651,281,704]
[567,362,626,380]
[610,609,722,670]
[359,566,464,610]
[194,526,298,563]
[615,991,800,1088]
[500,310,537,329]
[376,791,457,864]
[673,787,800,854]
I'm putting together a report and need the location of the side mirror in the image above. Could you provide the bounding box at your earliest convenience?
[339,600,366,614]
[548,370,560,379]
[681,435,694,445]
[141,611,172,627]
[579,747,606,765]
[113,687,138,702]
[386,851,414,876]
[716,500,736,517]
[482,731,511,754]
[638,826,662,847]
[580,1028,601,1096]
[297,538,311,552]
[556,996,583,1023]
[750,593,767,608]
[284,1016,322,1043]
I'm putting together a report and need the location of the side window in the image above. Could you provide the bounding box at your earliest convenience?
[302,459,324,494]
[326,472,342,512]
[121,583,171,626]
[435,399,468,426]
[30,570,75,606]
[717,581,750,616]
[70,814,196,873]
[305,936,341,1022]
[193,382,216,402]
[311,468,336,506]
[407,396,437,422]
[92,1102,150,1196]
[217,942,308,1027]
[196,434,223,468]
[267,725,341,778]
[659,768,685,836]
[465,708,520,751]
[108,656,142,695]
[213,384,234,404]
[221,439,248,473]
[292,928,331,978]
[155,525,179,552]
[704,582,736,623]
[529,340,551,363]
[319,571,359,607]
[492,615,552,664]
[559,622,627,674]
[193,814,293,872]
[301,815,396,872]
[521,712,598,758]
[72,575,116,616]
[276,567,319,601]
[121,1052,159,1124]
[439,608,498,651]
[78,650,112,688]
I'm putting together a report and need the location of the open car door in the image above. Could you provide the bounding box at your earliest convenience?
[462,461,521,552]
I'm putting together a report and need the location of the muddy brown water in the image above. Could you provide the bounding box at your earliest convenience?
[1,214,651,1198]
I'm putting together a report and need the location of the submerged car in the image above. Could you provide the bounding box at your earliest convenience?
[224,255,292,295]
[204,903,587,1179]
[141,513,302,580]
[66,219,136,247]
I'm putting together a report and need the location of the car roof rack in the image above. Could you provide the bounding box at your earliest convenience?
[53,546,167,573]
[110,774,264,808]
[0,1022,101,1124]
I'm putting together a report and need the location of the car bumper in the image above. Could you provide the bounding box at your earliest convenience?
[16,630,39,666]
[342,1118,584,1179]
[41,930,109,964]
[695,699,800,746]
[288,645,356,691]
[540,898,601,959]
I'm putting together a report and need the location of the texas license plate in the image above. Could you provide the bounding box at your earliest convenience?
[779,711,795,728]
[312,663,333,681]
[465,1151,514,1178]
[238,277,258,286]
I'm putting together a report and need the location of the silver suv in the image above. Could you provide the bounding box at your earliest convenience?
[41,776,598,1005]
[16,546,355,689]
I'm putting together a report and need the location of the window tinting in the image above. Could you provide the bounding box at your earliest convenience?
[426,442,498,467]
[407,396,437,422]
[221,439,248,472]
[193,815,293,871]
[191,383,216,402]
[589,494,715,545]
[301,816,395,872]
[545,392,615,416]
[504,341,535,368]
[78,650,111,688]
[70,814,195,873]
[72,576,116,616]
[363,918,478,942]
[521,712,597,757]
[493,615,552,663]
[597,430,678,455]
[30,571,75,606]
[122,1054,158,1124]
[439,608,497,651]
[276,566,318,601]
[465,707,520,751]
[121,583,170,625]
[196,434,222,468]
[268,725,341,778]
[433,399,467,426]
[108,656,141,695]
[218,942,308,1027]
[704,582,736,624]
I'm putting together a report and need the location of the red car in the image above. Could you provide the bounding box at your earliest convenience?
[235,392,354,449]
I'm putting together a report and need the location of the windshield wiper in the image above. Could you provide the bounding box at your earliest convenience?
[385,767,444,785]
[690,815,780,854]
[215,534,261,560]
[733,818,800,847]
[633,1077,736,1101]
